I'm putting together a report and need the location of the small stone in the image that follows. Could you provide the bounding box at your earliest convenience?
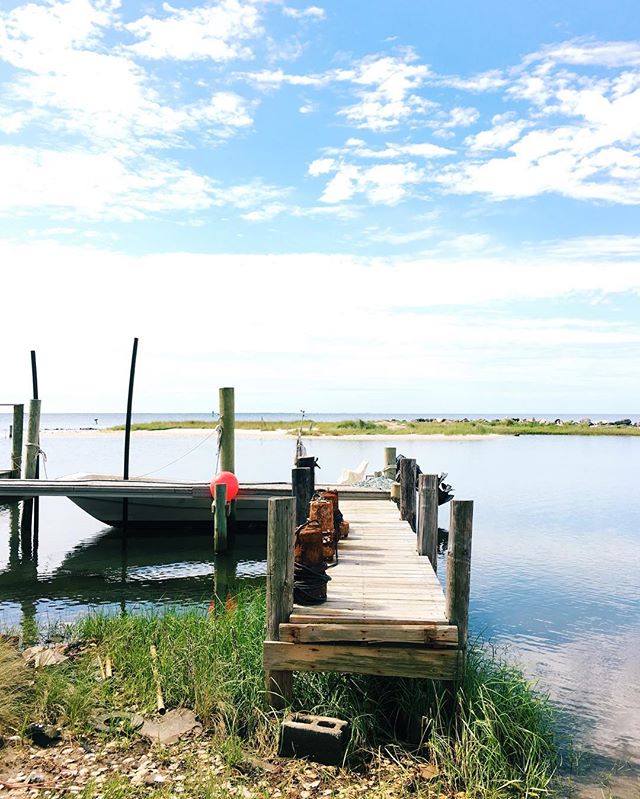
[27,771,46,784]
[144,773,166,786]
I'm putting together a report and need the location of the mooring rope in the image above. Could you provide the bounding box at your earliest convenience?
[25,442,48,479]
[135,425,221,479]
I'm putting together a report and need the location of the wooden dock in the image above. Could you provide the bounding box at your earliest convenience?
[264,490,473,704]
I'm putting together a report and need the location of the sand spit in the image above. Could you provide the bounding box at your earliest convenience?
[40,428,505,441]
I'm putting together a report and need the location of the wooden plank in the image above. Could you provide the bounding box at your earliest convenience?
[264,641,461,680]
[280,622,458,646]
[289,612,449,625]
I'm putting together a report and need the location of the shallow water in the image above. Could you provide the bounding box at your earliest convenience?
[0,429,639,781]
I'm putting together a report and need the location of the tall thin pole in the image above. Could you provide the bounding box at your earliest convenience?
[31,351,39,543]
[122,338,139,526]
[123,338,139,481]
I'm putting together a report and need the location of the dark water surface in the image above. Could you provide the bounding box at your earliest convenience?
[0,430,639,783]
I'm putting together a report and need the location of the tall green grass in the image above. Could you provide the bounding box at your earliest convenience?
[56,591,558,796]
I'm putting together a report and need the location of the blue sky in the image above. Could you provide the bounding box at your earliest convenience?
[1,0,640,412]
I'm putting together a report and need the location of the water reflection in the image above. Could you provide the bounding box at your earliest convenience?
[0,432,639,777]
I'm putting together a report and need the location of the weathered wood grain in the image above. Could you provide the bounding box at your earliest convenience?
[264,641,461,681]
[279,622,458,646]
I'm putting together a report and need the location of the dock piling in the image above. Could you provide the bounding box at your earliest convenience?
[213,482,228,553]
[398,457,417,531]
[292,466,313,527]
[446,500,473,647]
[417,474,439,569]
[383,446,396,479]
[11,404,24,479]
[23,399,41,481]
[265,496,295,709]
[219,387,235,474]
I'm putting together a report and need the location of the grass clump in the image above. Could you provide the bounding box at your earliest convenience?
[71,592,557,796]
[8,592,558,797]
[0,639,31,736]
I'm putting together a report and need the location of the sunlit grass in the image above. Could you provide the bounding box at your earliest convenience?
[3,590,559,797]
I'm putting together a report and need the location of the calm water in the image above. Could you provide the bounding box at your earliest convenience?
[0,427,639,782]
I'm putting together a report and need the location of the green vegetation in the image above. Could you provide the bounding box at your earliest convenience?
[3,591,559,797]
[109,417,640,436]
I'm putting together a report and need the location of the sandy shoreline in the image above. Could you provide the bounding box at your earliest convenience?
[40,428,505,441]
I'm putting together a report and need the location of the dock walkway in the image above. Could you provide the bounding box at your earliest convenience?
[264,496,469,689]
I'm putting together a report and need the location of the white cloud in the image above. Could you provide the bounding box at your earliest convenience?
[125,0,263,61]
[465,114,529,153]
[2,240,640,412]
[336,52,432,131]
[282,6,325,20]
[437,40,640,204]
[538,235,640,259]
[316,161,425,204]
[0,0,257,151]
[330,139,454,160]
[526,39,640,68]
[0,146,215,221]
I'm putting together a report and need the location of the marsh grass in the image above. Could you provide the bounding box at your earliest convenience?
[33,591,558,797]
[110,418,640,436]
[0,639,31,736]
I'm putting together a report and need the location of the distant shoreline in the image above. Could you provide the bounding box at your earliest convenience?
[38,417,640,438]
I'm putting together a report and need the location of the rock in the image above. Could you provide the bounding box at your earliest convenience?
[140,709,202,746]
[579,418,592,426]
[612,418,632,426]
[26,724,62,748]
[27,771,46,784]
[23,644,68,668]
[93,711,144,734]
[144,773,167,786]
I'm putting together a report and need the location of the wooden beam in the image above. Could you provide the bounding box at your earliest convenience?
[446,500,473,647]
[417,474,438,569]
[264,641,461,681]
[279,622,458,646]
[398,458,417,531]
[265,496,295,708]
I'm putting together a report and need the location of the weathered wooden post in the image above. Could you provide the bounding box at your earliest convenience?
[446,500,473,647]
[265,496,295,709]
[21,399,41,545]
[417,474,439,569]
[219,387,235,474]
[398,457,417,531]
[383,446,396,479]
[291,466,312,527]
[11,404,24,479]
[23,399,41,481]
[213,482,227,553]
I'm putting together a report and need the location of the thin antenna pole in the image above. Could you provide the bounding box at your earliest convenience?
[123,338,139,481]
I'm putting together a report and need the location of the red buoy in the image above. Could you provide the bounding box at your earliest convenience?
[210,471,239,501]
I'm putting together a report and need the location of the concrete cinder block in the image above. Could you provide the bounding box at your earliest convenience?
[278,712,350,766]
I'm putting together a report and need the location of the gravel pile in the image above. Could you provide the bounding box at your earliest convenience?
[351,475,394,489]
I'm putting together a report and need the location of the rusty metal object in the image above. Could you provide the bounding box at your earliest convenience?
[293,520,328,604]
